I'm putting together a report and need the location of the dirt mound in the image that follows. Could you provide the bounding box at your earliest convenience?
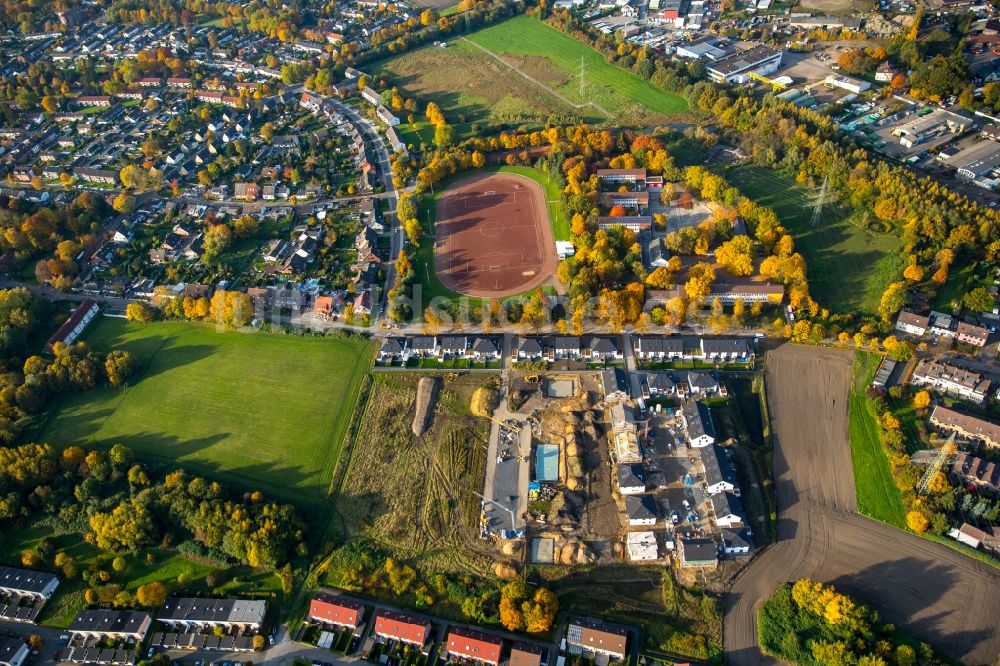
[412,376,441,437]
[494,562,519,579]
[471,386,499,417]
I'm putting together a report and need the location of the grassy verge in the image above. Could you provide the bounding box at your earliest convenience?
[848,352,906,528]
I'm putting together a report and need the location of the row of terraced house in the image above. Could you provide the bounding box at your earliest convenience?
[377,335,756,364]
[307,593,632,665]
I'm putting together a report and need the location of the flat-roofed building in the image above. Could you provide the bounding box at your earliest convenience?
[626,531,658,561]
[951,140,1000,189]
[595,168,646,186]
[706,44,782,84]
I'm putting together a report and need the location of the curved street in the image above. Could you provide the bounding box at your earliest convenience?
[724,345,1000,666]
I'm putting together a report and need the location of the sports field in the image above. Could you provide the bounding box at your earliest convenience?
[37,318,372,505]
[436,172,556,297]
[412,166,567,304]
[724,166,903,315]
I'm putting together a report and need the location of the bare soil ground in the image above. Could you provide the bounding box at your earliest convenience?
[435,173,557,297]
[724,344,1000,666]
[338,373,494,575]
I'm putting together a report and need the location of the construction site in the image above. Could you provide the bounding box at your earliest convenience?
[480,369,761,574]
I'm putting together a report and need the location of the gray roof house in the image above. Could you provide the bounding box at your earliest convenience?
[0,566,59,600]
[678,537,718,568]
[518,337,543,358]
[617,464,646,495]
[602,367,631,401]
[584,336,620,359]
[439,336,468,357]
[408,336,439,355]
[157,598,267,630]
[711,492,745,529]
[701,444,738,495]
[626,495,657,525]
[721,528,754,556]
[682,401,716,448]
[378,337,406,360]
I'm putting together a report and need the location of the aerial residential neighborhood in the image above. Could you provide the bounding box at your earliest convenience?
[2,1,1000,666]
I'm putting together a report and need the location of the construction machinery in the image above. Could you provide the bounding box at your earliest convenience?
[484,414,522,433]
[444,372,459,381]
[524,374,541,383]
[748,71,788,91]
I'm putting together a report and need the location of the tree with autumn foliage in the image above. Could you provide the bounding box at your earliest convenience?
[912,390,931,410]
[906,510,929,533]
[715,235,754,277]
[878,282,908,322]
[498,578,558,633]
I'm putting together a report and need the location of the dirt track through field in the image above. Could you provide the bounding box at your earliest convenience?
[435,173,556,297]
[724,345,1000,666]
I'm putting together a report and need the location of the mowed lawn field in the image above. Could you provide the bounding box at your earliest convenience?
[725,166,903,315]
[37,318,373,506]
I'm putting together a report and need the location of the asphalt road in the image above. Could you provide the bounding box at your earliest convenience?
[723,344,1000,666]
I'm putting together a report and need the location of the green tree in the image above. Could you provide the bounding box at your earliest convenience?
[963,286,994,312]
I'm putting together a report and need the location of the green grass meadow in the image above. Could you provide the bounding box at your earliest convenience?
[375,15,686,140]
[37,318,373,505]
[467,16,687,119]
[724,166,903,315]
[848,352,906,528]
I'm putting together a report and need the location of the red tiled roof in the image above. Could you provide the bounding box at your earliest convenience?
[374,612,429,645]
[446,628,503,664]
[309,595,364,627]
